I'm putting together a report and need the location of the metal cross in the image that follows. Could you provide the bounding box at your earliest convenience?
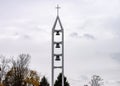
[56,4,60,16]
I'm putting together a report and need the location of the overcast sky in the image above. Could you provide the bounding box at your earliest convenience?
[0,0,120,86]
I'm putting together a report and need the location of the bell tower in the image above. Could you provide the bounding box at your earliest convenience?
[51,5,64,86]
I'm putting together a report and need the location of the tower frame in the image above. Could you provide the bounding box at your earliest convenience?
[51,5,64,86]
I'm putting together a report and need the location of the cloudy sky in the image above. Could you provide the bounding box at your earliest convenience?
[0,0,120,86]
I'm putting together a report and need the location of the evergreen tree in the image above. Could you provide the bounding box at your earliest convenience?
[40,76,49,86]
[54,73,70,86]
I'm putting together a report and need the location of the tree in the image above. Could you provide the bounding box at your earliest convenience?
[40,76,49,86]
[25,70,40,86]
[0,56,10,84]
[54,73,70,86]
[3,67,15,86]
[3,54,30,86]
[90,75,103,86]
[12,54,30,86]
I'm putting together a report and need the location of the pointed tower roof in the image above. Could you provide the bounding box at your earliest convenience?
[52,5,63,30]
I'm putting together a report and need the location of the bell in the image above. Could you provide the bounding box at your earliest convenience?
[55,55,60,61]
[56,43,60,48]
[56,31,60,35]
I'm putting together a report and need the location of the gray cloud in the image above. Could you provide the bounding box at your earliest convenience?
[70,32,79,38]
[103,16,120,37]
[70,32,95,40]
[111,53,120,62]
[22,34,31,39]
[116,81,120,84]
[83,33,95,40]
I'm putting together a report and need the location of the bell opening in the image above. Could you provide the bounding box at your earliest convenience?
[56,31,60,35]
[56,43,60,48]
[55,55,60,61]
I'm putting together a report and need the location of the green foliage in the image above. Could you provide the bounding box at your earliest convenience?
[54,73,70,86]
[40,76,49,86]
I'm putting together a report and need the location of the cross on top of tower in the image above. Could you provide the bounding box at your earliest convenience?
[56,4,60,16]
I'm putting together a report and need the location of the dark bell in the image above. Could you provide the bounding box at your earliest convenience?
[55,55,60,61]
[56,43,60,48]
[56,31,60,35]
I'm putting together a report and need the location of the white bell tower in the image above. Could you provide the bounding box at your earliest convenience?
[51,5,64,86]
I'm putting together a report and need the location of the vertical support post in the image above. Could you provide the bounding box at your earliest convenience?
[52,29,54,86]
[62,29,64,86]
